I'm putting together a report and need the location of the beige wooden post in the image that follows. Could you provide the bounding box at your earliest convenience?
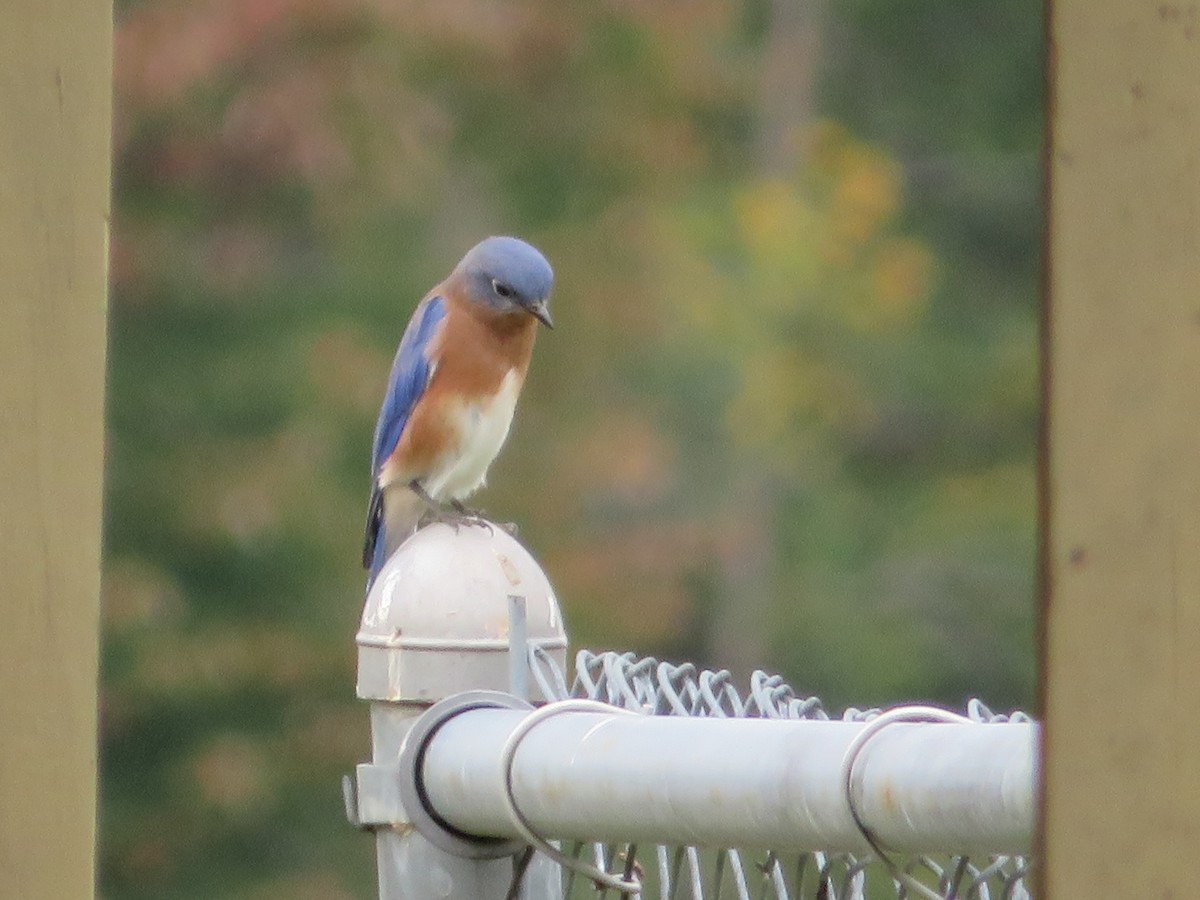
[1045,1,1200,895]
[0,2,112,896]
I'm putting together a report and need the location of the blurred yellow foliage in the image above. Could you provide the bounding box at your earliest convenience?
[830,146,901,245]
[932,464,1035,530]
[659,123,931,469]
[734,179,823,293]
[726,347,820,448]
[872,238,932,324]
[726,347,876,465]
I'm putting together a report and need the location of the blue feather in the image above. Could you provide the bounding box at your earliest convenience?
[363,294,447,574]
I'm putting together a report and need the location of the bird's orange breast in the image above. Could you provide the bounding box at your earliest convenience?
[383,286,539,483]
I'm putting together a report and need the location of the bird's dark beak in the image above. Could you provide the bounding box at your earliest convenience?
[527,299,554,329]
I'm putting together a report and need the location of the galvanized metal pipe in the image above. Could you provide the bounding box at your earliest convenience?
[420,708,1037,856]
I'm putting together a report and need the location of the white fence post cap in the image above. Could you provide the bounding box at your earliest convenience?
[356,523,568,704]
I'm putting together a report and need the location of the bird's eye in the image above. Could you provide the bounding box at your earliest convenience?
[492,279,514,299]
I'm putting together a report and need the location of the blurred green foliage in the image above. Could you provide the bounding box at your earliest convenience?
[103,1,1041,897]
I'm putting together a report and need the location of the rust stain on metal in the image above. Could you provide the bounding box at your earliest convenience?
[495,552,522,586]
[881,781,898,813]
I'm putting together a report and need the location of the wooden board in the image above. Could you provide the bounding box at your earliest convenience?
[1044,1,1200,894]
[0,1,112,895]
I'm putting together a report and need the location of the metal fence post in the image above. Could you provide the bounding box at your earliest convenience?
[350,523,568,900]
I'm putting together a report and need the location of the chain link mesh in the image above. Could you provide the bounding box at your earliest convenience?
[523,648,1034,900]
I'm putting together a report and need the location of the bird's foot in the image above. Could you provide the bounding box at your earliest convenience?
[455,513,495,535]
[409,485,507,535]
[409,482,488,533]
[417,504,494,535]
[449,500,512,535]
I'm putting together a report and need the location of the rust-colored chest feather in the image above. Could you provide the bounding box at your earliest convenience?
[432,289,539,395]
[386,289,538,483]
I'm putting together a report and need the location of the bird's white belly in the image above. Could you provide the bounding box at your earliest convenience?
[426,369,521,501]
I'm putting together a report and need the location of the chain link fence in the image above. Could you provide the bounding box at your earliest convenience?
[520,648,1034,900]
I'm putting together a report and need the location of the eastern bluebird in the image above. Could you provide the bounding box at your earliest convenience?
[363,236,554,585]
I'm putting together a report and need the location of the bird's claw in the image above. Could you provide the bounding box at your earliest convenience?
[457,515,494,535]
[449,500,516,535]
[413,490,514,537]
[417,506,495,535]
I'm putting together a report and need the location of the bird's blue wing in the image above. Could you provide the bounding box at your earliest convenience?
[363,294,447,571]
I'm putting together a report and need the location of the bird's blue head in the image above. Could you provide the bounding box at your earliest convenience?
[455,236,554,328]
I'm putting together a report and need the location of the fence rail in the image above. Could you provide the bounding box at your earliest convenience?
[415,696,1036,855]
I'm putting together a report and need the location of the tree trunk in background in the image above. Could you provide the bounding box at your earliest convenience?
[710,474,775,682]
[709,1,824,680]
[757,0,824,176]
